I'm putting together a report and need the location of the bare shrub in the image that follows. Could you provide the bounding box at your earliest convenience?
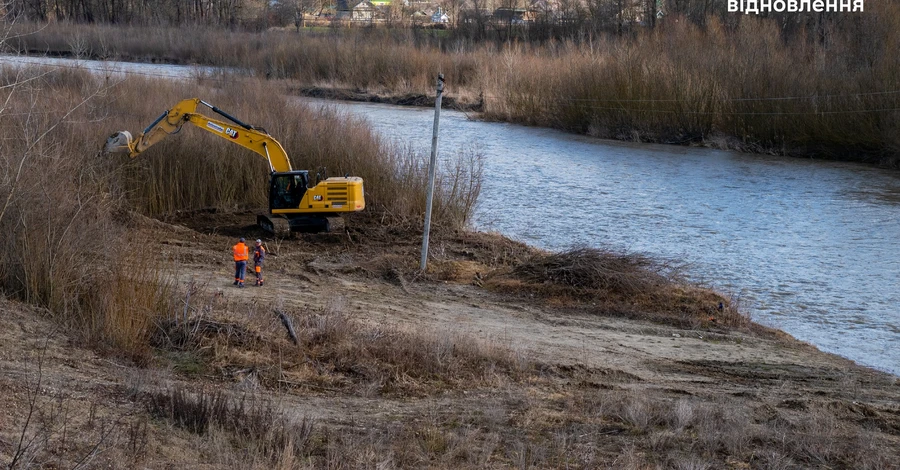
[672,398,695,431]
[605,391,670,434]
[779,410,877,467]
[620,394,655,433]
[0,66,177,361]
[689,402,758,458]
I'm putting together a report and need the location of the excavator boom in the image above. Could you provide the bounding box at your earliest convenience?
[105,98,293,173]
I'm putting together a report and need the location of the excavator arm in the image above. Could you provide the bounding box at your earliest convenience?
[105,98,293,173]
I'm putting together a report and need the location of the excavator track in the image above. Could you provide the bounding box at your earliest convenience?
[259,214,342,234]
[257,214,291,237]
[326,215,346,232]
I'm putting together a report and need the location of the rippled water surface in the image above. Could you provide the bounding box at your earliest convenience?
[317,100,900,376]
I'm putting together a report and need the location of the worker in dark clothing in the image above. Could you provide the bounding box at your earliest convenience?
[253,239,266,286]
[233,237,249,288]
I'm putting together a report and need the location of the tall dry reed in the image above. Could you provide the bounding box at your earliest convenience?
[488,13,900,163]
[0,66,176,361]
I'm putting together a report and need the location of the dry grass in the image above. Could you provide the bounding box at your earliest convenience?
[150,291,531,396]
[6,307,898,469]
[538,387,900,469]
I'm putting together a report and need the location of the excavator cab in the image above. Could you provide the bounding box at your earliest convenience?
[270,171,309,210]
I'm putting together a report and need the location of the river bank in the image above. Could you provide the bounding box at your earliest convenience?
[2,210,898,468]
[294,85,483,112]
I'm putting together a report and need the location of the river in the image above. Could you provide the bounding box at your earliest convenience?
[2,55,897,375]
[315,100,900,376]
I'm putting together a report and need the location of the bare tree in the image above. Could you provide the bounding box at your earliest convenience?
[645,0,657,28]
[441,0,465,27]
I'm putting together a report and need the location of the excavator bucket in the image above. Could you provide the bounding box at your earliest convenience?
[105,131,134,154]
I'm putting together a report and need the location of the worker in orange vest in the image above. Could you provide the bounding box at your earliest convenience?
[253,239,266,286]
[232,237,249,288]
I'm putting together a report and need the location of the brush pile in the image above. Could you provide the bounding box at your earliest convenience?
[510,248,666,297]
[488,247,743,328]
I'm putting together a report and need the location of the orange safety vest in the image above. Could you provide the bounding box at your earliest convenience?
[232,243,249,262]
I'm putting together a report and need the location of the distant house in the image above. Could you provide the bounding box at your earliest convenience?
[431,6,450,24]
[335,0,377,21]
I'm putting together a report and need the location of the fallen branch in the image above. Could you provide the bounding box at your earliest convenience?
[276,310,299,345]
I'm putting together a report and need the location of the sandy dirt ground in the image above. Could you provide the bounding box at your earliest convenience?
[167,212,898,394]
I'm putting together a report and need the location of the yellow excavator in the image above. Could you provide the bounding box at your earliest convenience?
[104,98,365,234]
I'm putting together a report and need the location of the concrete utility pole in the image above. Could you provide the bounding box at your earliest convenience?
[420,73,444,272]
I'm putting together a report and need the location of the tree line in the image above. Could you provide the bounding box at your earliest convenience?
[4,0,254,26]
